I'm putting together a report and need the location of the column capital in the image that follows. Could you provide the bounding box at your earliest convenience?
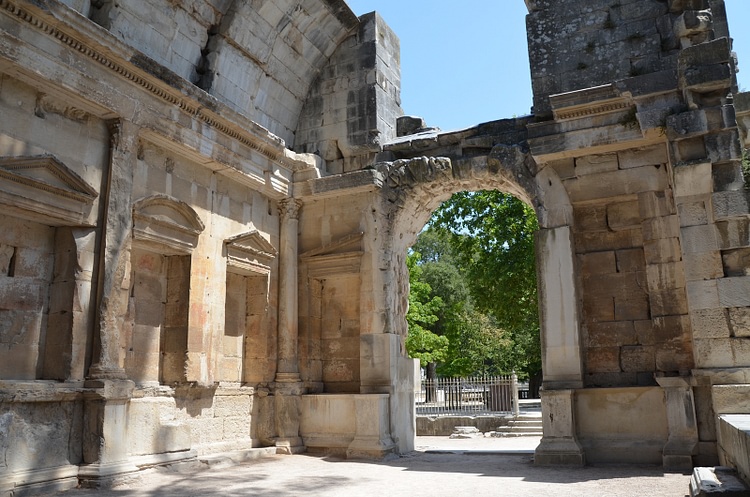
[279,198,302,221]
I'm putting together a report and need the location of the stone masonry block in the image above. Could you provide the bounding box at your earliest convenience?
[683,251,724,281]
[575,154,619,176]
[721,248,750,277]
[693,338,734,369]
[580,251,617,276]
[680,224,718,254]
[574,204,608,232]
[713,190,750,220]
[617,145,668,170]
[642,215,680,241]
[706,130,743,164]
[652,315,690,344]
[718,277,750,308]
[649,288,689,317]
[575,229,643,254]
[584,296,615,323]
[587,321,637,348]
[716,219,750,250]
[686,280,720,310]
[728,307,750,338]
[607,201,641,231]
[614,295,650,321]
[616,248,646,273]
[712,161,744,192]
[655,341,694,372]
[566,166,669,203]
[674,162,712,198]
[643,237,682,264]
[620,345,656,372]
[646,262,686,291]
[583,272,647,299]
[677,199,709,228]
[666,110,708,141]
[587,347,621,373]
[639,190,676,219]
[691,308,731,339]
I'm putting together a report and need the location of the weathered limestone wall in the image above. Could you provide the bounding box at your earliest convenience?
[576,387,668,464]
[85,0,358,145]
[296,12,402,174]
[524,0,744,469]
[4,0,750,491]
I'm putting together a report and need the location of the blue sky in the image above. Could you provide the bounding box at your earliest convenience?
[345,1,750,132]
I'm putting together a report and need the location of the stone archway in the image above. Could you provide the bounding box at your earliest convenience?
[374,138,585,463]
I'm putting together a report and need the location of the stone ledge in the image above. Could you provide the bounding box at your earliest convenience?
[690,467,750,497]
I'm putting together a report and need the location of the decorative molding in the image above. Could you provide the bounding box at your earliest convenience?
[0,0,295,169]
[304,252,363,279]
[301,232,364,279]
[300,232,364,258]
[225,230,277,275]
[0,154,97,225]
[279,199,302,221]
[554,100,631,121]
[550,84,631,122]
[34,93,89,121]
[132,195,204,255]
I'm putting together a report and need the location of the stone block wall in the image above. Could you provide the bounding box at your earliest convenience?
[295,12,402,174]
[526,0,731,118]
[87,0,358,145]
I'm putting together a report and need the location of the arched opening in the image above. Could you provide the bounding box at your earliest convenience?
[380,148,584,462]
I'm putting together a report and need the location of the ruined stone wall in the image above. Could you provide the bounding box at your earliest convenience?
[82,0,358,145]
[527,0,732,117]
[295,12,402,174]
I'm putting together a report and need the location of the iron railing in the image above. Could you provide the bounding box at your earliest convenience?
[416,373,520,417]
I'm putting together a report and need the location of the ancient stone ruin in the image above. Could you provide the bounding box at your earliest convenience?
[2,0,750,494]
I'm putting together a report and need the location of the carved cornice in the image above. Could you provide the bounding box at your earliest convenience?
[225,230,277,275]
[0,155,97,202]
[300,232,364,279]
[0,155,97,225]
[554,101,631,121]
[0,0,293,169]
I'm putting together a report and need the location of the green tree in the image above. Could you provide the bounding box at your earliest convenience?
[429,190,541,379]
[404,251,448,369]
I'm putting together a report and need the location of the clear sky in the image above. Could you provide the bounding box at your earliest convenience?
[345,0,750,132]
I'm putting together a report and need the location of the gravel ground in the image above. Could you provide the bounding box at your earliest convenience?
[37,436,691,497]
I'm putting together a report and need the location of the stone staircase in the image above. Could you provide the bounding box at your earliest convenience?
[492,415,543,437]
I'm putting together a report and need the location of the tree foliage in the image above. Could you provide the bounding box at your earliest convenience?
[404,190,542,379]
[404,252,448,368]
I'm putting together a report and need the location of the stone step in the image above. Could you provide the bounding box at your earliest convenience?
[490,431,543,438]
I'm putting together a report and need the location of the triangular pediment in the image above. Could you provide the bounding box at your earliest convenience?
[225,230,277,259]
[300,232,364,258]
[0,155,97,202]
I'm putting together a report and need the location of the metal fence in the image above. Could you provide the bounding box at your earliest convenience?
[416,374,520,417]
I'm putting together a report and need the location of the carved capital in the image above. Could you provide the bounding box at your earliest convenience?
[279,198,302,221]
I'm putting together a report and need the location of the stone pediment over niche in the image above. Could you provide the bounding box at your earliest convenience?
[301,232,364,278]
[0,155,98,226]
[225,230,278,274]
[133,195,205,255]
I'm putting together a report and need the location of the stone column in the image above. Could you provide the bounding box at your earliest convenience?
[274,198,304,453]
[534,227,585,465]
[536,226,584,389]
[80,120,137,485]
[656,375,699,471]
[87,119,136,381]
